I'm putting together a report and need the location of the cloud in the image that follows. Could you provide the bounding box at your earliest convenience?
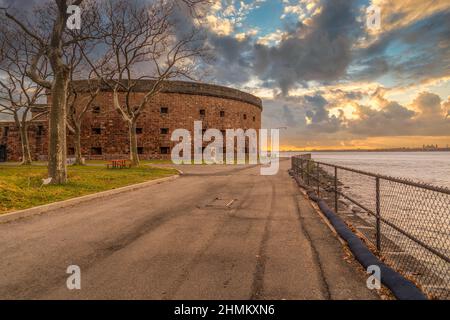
[352,7,450,85]
[280,0,321,20]
[203,0,267,31]
[443,97,450,118]
[347,91,449,137]
[370,0,450,34]
[349,101,416,136]
[235,28,258,41]
[205,33,254,84]
[303,94,329,123]
[263,88,450,148]
[255,29,284,46]
[177,0,450,103]
[253,0,363,94]
[411,92,443,117]
[205,14,234,36]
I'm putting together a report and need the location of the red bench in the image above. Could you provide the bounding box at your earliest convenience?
[106,159,132,169]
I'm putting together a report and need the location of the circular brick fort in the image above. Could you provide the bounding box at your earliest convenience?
[0,80,262,161]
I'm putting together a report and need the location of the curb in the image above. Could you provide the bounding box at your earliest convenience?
[289,170,427,300]
[145,164,184,175]
[0,175,180,224]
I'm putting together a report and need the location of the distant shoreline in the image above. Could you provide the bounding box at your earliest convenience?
[282,148,450,153]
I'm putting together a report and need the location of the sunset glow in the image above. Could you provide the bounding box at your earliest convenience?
[198,0,450,149]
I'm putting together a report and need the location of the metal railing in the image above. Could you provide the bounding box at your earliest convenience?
[291,154,450,299]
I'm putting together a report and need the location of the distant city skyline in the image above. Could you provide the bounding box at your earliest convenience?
[280,144,450,152]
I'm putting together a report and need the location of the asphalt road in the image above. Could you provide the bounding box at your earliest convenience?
[0,160,378,299]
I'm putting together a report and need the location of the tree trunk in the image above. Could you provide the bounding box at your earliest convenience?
[74,124,84,165]
[129,120,139,166]
[19,124,32,165]
[14,114,32,165]
[48,70,69,183]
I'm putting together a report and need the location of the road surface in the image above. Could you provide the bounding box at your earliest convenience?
[0,160,378,299]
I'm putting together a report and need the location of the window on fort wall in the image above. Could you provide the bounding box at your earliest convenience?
[253,116,256,122]
[91,147,102,155]
[37,125,44,136]
[92,127,101,134]
[160,146,170,154]
[160,107,168,114]
[136,128,143,134]
[243,114,247,120]
[160,128,169,134]
[137,147,144,154]
[220,110,225,117]
[3,127,9,137]
[92,106,101,114]
[199,109,206,116]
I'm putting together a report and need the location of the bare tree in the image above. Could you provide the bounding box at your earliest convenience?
[65,43,101,166]
[66,82,100,166]
[83,0,208,166]
[0,28,49,165]
[1,0,98,183]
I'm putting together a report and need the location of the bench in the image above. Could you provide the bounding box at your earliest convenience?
[106,159,132,169]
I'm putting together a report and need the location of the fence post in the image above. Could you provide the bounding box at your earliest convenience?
[300,160,304,180]
[376,177,381,252]
[317,163,320,196]
[306,160,310,185]
[291,156,295,173]
[334,166,338,213]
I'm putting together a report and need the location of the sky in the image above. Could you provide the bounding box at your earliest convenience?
[1,0,449,150]
[195,0,450,150]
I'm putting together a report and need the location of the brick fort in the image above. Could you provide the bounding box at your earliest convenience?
[0,80,263,161]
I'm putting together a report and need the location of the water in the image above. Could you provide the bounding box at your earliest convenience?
[285,151,450,297]
[282,151,450,189]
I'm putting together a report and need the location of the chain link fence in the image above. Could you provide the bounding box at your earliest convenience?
[291,154,450,299]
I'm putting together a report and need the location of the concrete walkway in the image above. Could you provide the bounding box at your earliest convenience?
[0,160,378,299]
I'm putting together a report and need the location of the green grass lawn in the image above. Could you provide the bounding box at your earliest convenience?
[0,165,178,214]
[85,159,174,165]
[1,159,175,166]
